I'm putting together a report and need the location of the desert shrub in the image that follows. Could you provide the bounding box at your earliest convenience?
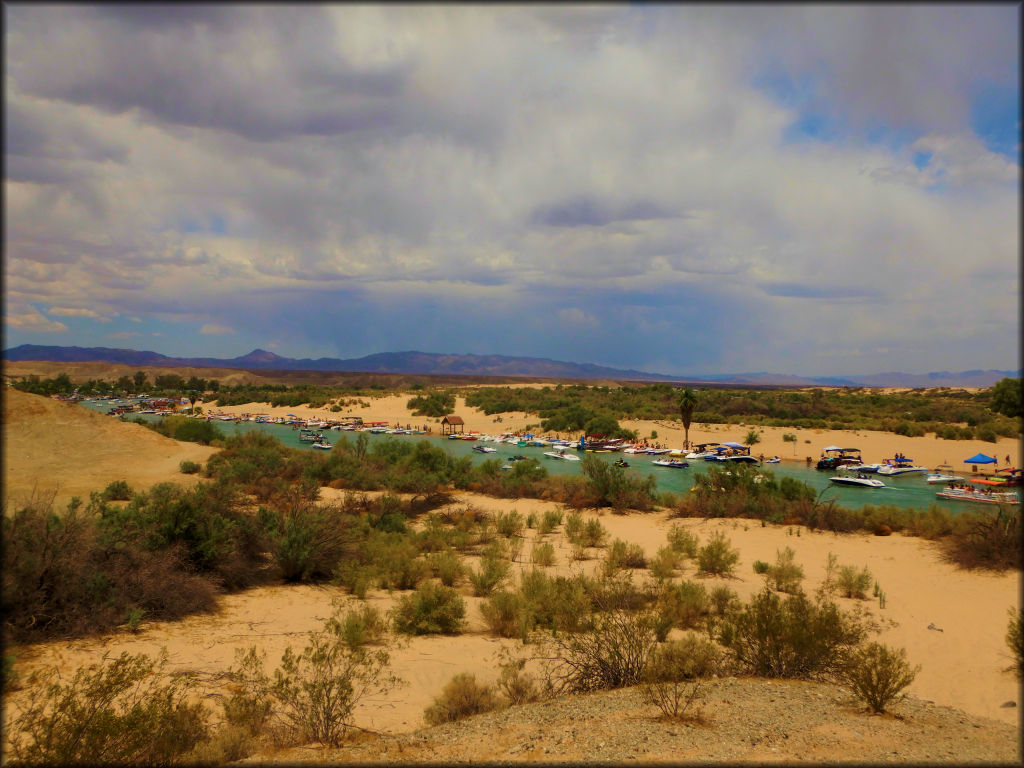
[666,524,699,559]
[641,634,721,721]
[580,454,657,511]
[518,569,592,635]
[941,507,1021,571]
[1007,608,1024,678]
[497,656,541,705]
[468,546,512,596]
[261,501,361,584]
[717,588,870,679]
[481,591,526,638]
[102,480,133,501]
[494,510,524,538]
[221,649,273,736]
[836,564,873,599]
[337,604,387,650]
[838,642,919,713]
[362,532,431,591]
[391,582,466,635]
[226,609,401,747]
[179,460,201,475]
[708,585,740,616]
[602,538,648,576]
[648,545,682,582]
[423,673,501,726]
[752,560,770,574]
[696,532,740,576]
[656,580,709,632]
[531,540,556,566]
[765,547,804,593]
[5,650,208,765]
[564,511,584,541]
[534,606,659,694]
[427,548,465,587]
[537,509,564,536]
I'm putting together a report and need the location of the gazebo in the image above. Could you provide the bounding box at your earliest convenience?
[441,415,465,436]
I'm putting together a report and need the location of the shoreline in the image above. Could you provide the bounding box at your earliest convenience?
[204,394,1021,475]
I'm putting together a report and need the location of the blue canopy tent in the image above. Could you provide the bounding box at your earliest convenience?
[964,453,997,465]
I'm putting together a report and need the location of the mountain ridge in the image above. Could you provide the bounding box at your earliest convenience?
[3,344,1017,388]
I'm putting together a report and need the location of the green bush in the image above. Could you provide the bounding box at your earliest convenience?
[667,523,699,559]
[752,559,770,574]
[5,650,208,765]
[537,509,564,536]
[517,569,591,635]
[428,549,466,587]
[530,540,556,567]
[717,588,869,679]
[423,673,501,726]
[468,546,512,596]
[648,545,682,582]
[602,538,648,576]
[391,582,466,635]
[102,480,133,501]
[480,591,526,638]
[838,642,919,713]
[765,547,804,594]
[179,460,201,475]
[227,609,401,746]
[494,510,524,537]
[656,580,709,631]
[641,634,721,721]
[696,532,740,576]
[836,564,873,599]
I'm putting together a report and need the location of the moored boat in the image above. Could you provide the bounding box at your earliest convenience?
[816,447,863,471]
[936,483,1018,505]
[311,441,332,450]
[926,464,963,484]
[652,459,689,468]
[877,457,927,476]
[830,473,886,488]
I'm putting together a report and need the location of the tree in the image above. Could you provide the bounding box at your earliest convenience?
[676,388,699,449]
[989,378,1022,419]
[132,371,148,391]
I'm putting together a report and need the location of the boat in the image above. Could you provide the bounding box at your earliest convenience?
[816,447,863,471]
[936,484,1018,505]
[829,473,886,488]
[877,457,927,476]
[685,443,721,460]
[544,447,580,461]
[652,459,689,468]
[765,456,781,464]
[473,445,497,453]
[707,442,759,464]
[613,458,629,468]
[845,463,883,473]
[925,464,963,484]
[310,441,332,450]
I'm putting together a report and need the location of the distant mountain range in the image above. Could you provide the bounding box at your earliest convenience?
[3,344,1018,388]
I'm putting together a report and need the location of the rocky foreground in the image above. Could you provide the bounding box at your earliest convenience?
[244,677,1020,764]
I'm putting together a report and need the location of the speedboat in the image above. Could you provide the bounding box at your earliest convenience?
[652,459,689,468]
[765,456,781,464]
[707,443,759,464]
[877,458,926,476]
[829,473,885,488]
[926,464,963,484]
[311,441,332,450]
[473,445,497,453]
[845,463,883,473]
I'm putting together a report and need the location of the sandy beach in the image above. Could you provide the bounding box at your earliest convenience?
[2,388,1020,761]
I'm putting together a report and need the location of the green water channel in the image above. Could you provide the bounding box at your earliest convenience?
[80,399,1005,514]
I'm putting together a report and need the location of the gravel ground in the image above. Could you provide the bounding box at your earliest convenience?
[243,677,1021,764]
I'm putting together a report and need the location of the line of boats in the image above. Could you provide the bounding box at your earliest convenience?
[818,446,1019,504]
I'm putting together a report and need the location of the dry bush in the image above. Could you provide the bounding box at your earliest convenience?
[696,532,740,576]
[423,673,501,726]
[531,540,556,566]
[836,564,873,599]
[838,642,919,713]
[641,634,721,721]
[765,547,804,594]
[391,581,466,635]
[5,650,208,765]
[941,508,1021,571]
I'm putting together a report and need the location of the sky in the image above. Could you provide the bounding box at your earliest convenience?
[3,4,1020,378]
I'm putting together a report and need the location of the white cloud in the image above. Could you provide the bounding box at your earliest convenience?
[5,305,68,333]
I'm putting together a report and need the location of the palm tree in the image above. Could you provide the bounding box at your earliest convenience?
[676,387,699,450]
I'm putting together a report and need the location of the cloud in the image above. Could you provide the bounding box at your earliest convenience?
[3,6,1018,377]
[5,305,68,333]
[108,331,141,339]
[48,307,112,321]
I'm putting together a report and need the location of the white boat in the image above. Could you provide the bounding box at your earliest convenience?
[830,473,886,488]
[936,486,1018,505]
[926,465,964,484]
[685,443,720,460]
[543,448,579,461]
[765,457,781,464]
[473,445,497,453]
[652,459,689,468]
[877,458,927,476]
[311,441,332,450]
[845,463,883,473]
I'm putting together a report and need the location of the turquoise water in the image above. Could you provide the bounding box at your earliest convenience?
[79,399,1003,513]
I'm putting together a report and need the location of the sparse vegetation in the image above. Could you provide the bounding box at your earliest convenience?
[423,673,501,725]
[838,642,919,714]
[641,633,721,721]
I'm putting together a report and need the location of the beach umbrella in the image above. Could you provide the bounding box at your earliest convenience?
[964,453,997,465]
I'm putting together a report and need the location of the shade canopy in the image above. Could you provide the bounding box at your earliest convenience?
[723,442,748,449]
[964,453,997,464]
